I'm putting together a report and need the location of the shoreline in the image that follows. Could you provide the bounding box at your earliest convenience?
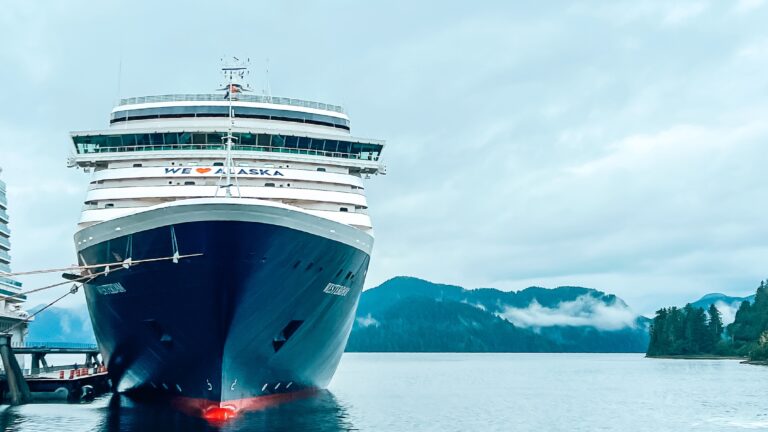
[741,359,768,366]
[645,355,746,360]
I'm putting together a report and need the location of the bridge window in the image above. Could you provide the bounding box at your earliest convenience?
[73,132,383,160]
[110,105,350,130]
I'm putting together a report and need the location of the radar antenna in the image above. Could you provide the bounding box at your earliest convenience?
[217,57,251,198]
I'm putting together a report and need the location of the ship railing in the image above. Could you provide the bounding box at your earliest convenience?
[77,143,381,162]
[119,94,345,114]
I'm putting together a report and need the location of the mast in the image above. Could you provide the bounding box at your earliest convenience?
[218,57,250,198]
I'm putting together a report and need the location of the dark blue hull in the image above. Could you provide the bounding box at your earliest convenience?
[78,218,369,410]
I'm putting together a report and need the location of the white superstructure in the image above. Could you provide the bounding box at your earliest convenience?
[69,88,385,234]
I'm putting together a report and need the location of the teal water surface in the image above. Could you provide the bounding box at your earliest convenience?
[1,353,767,431]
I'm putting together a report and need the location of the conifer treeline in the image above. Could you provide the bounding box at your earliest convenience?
[647,281,768,361]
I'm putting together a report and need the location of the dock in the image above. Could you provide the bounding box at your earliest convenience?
[0,334,111,404]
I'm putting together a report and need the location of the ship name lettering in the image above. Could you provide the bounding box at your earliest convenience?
[95,283,126,295]
[323,283,350,297]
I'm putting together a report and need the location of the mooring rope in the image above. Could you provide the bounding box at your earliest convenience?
[0,252,204,278]
[0,252,203,302]
[0,252,203,335]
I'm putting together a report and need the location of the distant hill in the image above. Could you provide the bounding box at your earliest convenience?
[347,277,650,353]
[689,293,756,324]
[690,293,755,309]
[26,304,96,344]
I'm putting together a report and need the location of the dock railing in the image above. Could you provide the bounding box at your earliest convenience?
[12,342,98,350]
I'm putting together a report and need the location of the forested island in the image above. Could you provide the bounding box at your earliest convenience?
[647,280,768,362]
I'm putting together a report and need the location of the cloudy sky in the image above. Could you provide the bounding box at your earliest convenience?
[1,0,768,315]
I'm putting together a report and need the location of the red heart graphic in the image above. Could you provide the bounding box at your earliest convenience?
[196,168,212,174]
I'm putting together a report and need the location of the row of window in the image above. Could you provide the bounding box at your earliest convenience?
[73,132,383,160]
[291,259,360,282]
[110,105,350,130]
[95,200,359,213]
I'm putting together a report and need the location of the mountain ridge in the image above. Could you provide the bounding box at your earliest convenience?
[348,276,650,352]
[26,277,753,353]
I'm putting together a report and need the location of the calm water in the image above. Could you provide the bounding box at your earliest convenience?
[1,353,767,431]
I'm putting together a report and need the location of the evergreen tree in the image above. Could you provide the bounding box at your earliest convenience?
[686,305,709,353]
[707,303,723,348]
[753,280,768,334]
[648,278,768,358]
[647,308,668,356]
[729,300,754,343]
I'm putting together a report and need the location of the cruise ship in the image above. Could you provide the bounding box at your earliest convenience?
[0,168,29,346]
[68,63,385,416]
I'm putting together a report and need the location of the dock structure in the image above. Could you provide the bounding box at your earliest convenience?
[12,341,101,375]
[0,336,110,404]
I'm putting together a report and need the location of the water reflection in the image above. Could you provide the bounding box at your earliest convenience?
[0,390,356,432]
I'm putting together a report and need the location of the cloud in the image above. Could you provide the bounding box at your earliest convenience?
[356,314,379,328]
[661,3,708,25]
[714,300,742,325]
[3,1,768,315]
[59,315,71,334]
[462,300,487,311]
[734,0,765,13]
[498,295,640,331]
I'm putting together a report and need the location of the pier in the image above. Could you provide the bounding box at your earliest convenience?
[0,334,110,404]
[12,341,101,375]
